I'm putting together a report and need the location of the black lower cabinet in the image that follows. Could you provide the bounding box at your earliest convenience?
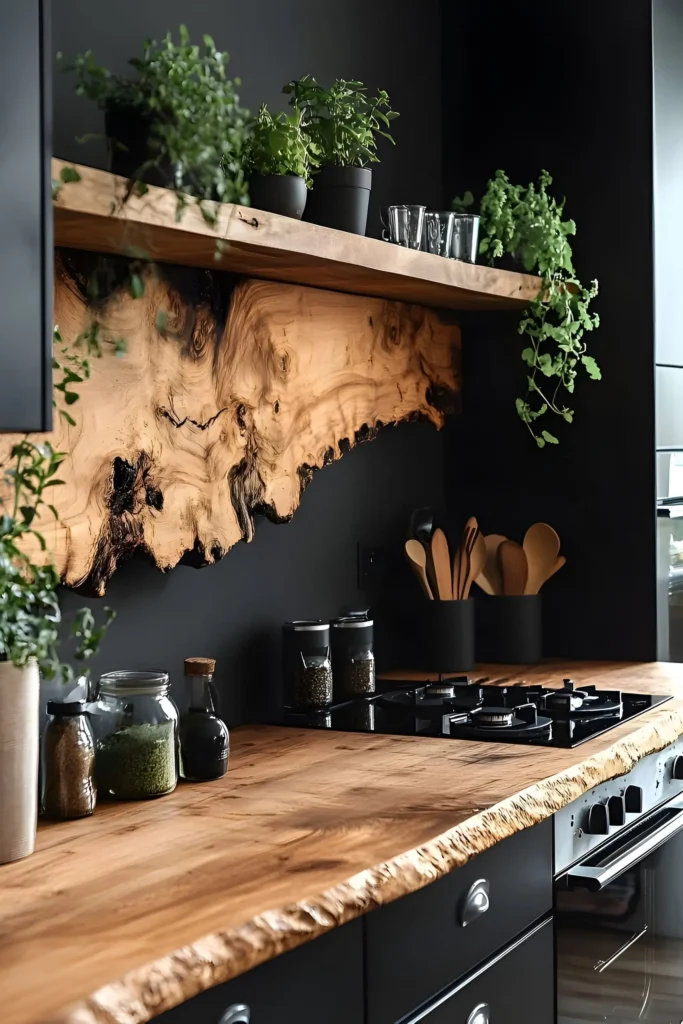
[365,819,553,1024]
[156,919,363,1024]
[403,918,553,1023]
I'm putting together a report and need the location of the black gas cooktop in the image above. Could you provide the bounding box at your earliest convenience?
[276,678,672,747]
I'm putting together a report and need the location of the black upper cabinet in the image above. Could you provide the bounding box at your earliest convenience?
[0,0,52,433]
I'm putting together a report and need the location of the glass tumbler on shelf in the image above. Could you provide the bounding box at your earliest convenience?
[380,205,426,249]
[90,670,178,800]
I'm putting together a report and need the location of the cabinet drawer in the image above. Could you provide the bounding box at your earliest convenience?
[409,918,553,1023]
[157,919,363,1024]
[366,819,552,1024]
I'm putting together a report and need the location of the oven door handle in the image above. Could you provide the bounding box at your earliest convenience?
[567,798,683,891]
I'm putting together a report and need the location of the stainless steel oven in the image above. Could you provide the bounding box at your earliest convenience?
[556,792,683,1023]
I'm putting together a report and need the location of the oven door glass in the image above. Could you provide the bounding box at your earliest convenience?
[557,798,683,1023]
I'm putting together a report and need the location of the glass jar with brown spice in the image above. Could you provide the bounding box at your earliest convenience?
[41,701,96,820]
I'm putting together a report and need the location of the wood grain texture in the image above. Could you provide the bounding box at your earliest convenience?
[2,661,683,1024]
[52,160,542,312]
[0,254,459,594]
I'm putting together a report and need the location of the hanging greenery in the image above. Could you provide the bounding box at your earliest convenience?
[0,327,116,682]
[454,170,600,447]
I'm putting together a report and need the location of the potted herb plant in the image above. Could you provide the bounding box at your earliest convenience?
[0,331,114,864]
[244,104,312,219]
[68,26,250,218]
[453,170,601,447]
[283,76,399,235]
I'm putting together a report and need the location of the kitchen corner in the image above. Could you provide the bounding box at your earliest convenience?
[2,661,683,1024]
[2,3,683,1024]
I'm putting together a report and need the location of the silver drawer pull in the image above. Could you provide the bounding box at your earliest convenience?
[459,878,490,927]
[467,1003,489,1024]
[219,1005,250,1024]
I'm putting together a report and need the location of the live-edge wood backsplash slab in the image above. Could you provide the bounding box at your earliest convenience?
[0,253,460,594]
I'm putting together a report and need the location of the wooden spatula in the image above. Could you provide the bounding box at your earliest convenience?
[431,528,452,600]
[523,523,561,595]
[498,540,528,596]
[405,539,434,600]
[478,534,507,595]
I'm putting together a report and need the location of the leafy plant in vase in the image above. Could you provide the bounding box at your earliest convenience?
[0,329,115,864]
[284,76,399,235]
[453,170,600,447]
[66,25,250,224]
[244,104,313,219]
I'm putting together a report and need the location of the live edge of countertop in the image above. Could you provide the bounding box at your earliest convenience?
[4,661,683,1024]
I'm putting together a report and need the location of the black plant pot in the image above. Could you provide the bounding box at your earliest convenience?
[105,106,176,187]
[304,166,372,235]
[409,600,475,673]
[249,174,308,220]
[475,594,542,664]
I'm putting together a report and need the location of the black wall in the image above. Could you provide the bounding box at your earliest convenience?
[442,1,658,660]
[52,0,445,717]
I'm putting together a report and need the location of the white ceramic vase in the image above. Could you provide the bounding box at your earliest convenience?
[0,660,39,864]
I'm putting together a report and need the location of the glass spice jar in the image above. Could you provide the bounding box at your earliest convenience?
[41,701,96,820]
[180,657,230,781]
[91,671,178,800]
[283,621,333,710]
[331,615,376,700]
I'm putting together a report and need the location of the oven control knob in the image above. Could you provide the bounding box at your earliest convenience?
[608,795,626,826]
[586,802,610,835]
[625,785,643,812]
[672,756,683,780]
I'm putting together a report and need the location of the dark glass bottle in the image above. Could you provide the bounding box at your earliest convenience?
[180,709,229,781]
[180,658,229,781]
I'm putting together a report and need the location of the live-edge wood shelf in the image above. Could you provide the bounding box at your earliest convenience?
[52,159,541,312]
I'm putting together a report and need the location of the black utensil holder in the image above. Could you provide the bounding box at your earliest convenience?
[475,595,542,664]
[413,600,475,673]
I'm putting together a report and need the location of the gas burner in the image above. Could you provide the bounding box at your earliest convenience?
[424,682,457,698]
[445,701,553,742]
[471,706,515,728]
[377,685,483,718]
[542,679,623,718]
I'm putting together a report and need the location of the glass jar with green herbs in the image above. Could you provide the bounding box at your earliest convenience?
[90,671,178,800]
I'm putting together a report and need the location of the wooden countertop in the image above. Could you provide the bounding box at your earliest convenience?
[4,660,683,1024]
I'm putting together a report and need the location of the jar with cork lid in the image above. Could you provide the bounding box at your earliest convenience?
[179,658,230,781]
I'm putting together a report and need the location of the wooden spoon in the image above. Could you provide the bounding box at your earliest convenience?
[478,534,507,595]
[404,539,434,600]
[498,540,528,596]
[462,531,487,599]
[523,523,561,595]
[431,528,452,600]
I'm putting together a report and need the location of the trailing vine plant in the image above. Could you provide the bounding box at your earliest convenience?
[0,327,116,682]
[453,170,600,447]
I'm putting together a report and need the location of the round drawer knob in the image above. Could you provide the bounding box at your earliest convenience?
[219,1005,250,1024]
[467,1002,490,1024]
[459,878,490,927]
